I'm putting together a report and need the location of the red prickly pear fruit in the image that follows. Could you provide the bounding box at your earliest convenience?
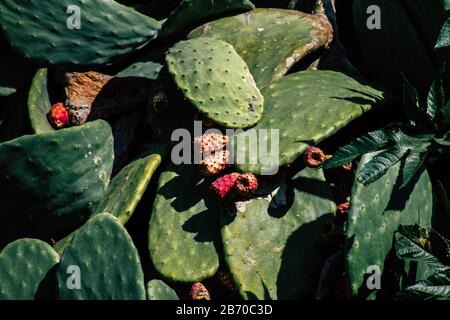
[191,282,210,300]
[235,173,258,196]
[336,201,350,215]
[342,162,353,171]
[199,150,229,176]
[194,133,228,156]
[47,103,69,129]
[211,173,240,198]
[303,146,331,168]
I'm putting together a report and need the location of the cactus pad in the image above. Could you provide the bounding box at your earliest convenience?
[166,38,264,128]
[93,146,167,225]
[346,153,434,299]
[148,163,220,282]
[0,0,160,68]
[116,61,163,80]
[0,239,59,300]
[233,70,390,174]
[56,213,145,300]
[160,0,255,38]
[0,120,114,242]
[221,168,335,299]
[189,8,333,88]
[146,279,179,300]
[28,69,53,134]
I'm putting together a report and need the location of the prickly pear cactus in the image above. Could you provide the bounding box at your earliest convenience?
[0,0,161,68]
[221,168,335,299]
[0,239,59,300]
[28,69,52,134]
[148,163,220,282]
[346,153,434,300]
[116,61,163,80]
[166,38,264,128]
[233,70,391,174]
[93,145,167,225]
[189,8,333,88]
[0,120,114,243]
[146,280,179,300]
[57,213,146,300]
[160,0,255,37]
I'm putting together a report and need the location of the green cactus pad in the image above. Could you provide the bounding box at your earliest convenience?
[221,168,335,299]
[353,0,449,94]
[160,0,255,38]
[166,38,264,128]
[189,8,332,88]
[56,213,145,300]
[146,279,179,300]
[232,70,390,175]
[148,163,220,282]
[0,239,59,300]
[28,64,161,136]
[0,120,114,243]
[0,0,160,68]
[93,145,167,225]
[346,153,434,299]
[116,61,163,80]
[28,69,53,134]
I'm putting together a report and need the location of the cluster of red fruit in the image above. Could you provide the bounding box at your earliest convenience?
[195,133,259,199]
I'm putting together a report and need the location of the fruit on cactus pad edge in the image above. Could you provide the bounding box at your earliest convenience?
[235,173,258,196]
[47,103,69,129]
[303,146,331,168]
[190,282,211,300]
[211,173,240,198]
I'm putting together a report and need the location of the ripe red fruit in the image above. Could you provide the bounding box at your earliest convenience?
[342,162,353,171]
[235,173,258,196]
[303,146,331,168]
[194,133,228,156]
[211,173,240,198]
[47,103,69,129]
[199,150,229,176]
[191,282,210,300]
[336,201,350,215]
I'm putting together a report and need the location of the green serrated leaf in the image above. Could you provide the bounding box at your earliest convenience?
[323,129,394,169]
[427,69,445,122]
[400,151,428,188]
[396,271,450,300]
[436,19,450,49]
[395,232,449,273]
[357,147,409,185]
[402,77,433,131]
